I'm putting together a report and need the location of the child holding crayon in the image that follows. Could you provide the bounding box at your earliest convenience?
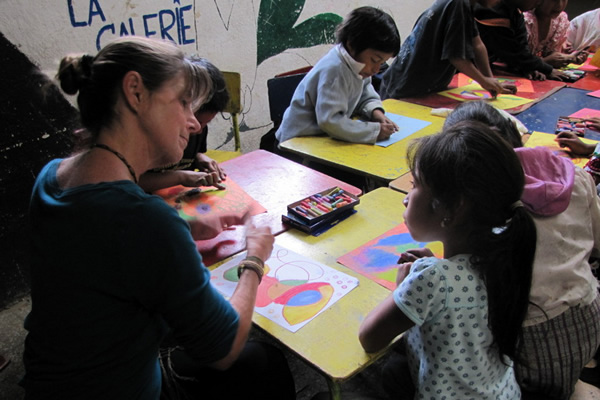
[274,6,401,145]
[524,0,588,68]
[359,120,536,399]
[380,0,516,100]
[474,0,570,80]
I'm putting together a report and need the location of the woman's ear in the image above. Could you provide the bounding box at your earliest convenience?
[121,70,145,113]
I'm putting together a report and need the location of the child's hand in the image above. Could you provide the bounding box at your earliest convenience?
[396,262,412,286]
[586,117,600,131]
[480,77,513,98]
[377,122,397,141]
[548,69,570,81]
[372,109,399,131]
[195,153,227,180]
[398,248,434,263]
[555,131,595,156]
[544,52,571,68]
[178,170,226,190]
[573,50,589,65]
[527,70,546,81]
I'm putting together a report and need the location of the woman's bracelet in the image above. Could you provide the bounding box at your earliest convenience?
[237,258,265,283]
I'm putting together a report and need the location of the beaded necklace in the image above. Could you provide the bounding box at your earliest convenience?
[91,143,138,184]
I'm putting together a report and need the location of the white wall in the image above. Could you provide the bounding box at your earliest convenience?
[0,0,433,151]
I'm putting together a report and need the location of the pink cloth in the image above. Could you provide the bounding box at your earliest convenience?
[515,146,575,216]
[524,11,569,56]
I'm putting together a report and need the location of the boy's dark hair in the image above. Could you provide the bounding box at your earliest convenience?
[444,101,523,148]
[408,121,536,364]
[189,56,230,113]
[335,6,401,57]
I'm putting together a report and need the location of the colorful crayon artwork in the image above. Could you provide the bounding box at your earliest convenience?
[337,223,443,290]
[439,83,534,110]
[154,178,266,220]
[524,131,593,168]
[456,73,534,92]
[210,244,359,332]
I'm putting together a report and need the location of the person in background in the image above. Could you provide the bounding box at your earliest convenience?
[22,36,295,400]
[524,0,588,68]
[274,6,401,146]
[359,121,536,399]
[380,0,517,100]
[139,56,228,193]
[445,100,600,399]
[566,8,600,52]
[474,0,570,80]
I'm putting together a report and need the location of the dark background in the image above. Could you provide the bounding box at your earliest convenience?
[0,32,79,309]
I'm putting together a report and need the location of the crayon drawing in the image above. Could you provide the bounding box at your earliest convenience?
[524,131,594,168]
[439,83,534,110]
[376,112,432,147]
[210,244,359,332]
[456,73,534,92]
[337,223,443,290]
[154,178,266,220]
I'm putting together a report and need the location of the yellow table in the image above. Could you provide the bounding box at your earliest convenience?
[209,188,407,399]
[278,100,444,185]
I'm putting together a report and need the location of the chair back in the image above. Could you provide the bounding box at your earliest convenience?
[267,67,311,126]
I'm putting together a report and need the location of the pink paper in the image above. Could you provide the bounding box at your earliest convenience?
[587,89,600,99]
[569,108,600,119]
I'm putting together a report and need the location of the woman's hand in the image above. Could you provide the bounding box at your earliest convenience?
[244,220,274,264]
[188,210,250,240]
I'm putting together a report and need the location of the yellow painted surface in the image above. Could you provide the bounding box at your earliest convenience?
[389,172,413,194]
[524,131,597,168]
[204,149,241,163]
[279,100,444,182]
[211,188,407,381]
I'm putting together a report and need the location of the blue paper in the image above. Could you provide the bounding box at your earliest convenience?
[375,112,432,147]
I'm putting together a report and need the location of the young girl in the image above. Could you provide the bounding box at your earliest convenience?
[445,101,600,399]
[359,122,536,399]
[274,6,401,145]
[524,0,588,68]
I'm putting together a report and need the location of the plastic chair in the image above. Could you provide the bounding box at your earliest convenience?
[260,67,311,154]
[205,71,242,162]
[267,67,311,127]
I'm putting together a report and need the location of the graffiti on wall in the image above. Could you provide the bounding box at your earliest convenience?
[67,0,197,50]
[256,0,341,65]
[67,0,341,63]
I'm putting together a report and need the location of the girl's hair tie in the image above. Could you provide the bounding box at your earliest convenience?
[510,200,524,211]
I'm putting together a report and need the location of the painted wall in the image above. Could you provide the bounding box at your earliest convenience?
[0,0,434,152]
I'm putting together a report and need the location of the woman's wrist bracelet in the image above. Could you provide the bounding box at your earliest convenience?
[244,255,265,269]
[237,259,264,283]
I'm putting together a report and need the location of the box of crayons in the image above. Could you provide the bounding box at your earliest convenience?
[555,116,587,136]
[285,186,360,227]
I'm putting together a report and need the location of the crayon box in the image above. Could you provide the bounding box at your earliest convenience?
[555,116,587,137]
[285,186,360,226]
